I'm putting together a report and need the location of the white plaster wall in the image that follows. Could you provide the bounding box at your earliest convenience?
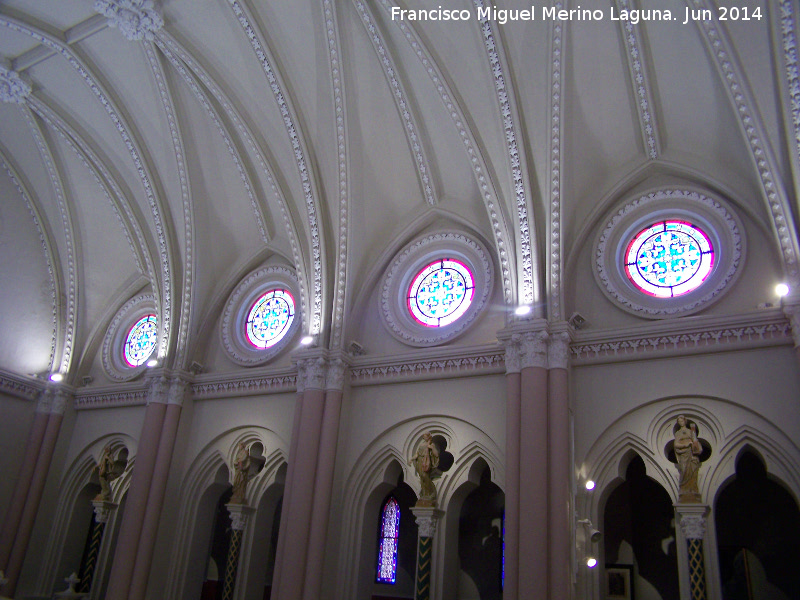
[0,393,36,524]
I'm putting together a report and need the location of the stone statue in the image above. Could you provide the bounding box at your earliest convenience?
[674,415,703,502]
[94,446,119,502]
[409,432,441,507]
[230,442,251,505]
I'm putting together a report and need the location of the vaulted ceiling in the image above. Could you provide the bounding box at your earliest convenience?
[0,0,797,383]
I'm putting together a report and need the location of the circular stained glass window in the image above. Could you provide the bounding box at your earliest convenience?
[124,314,158,367]
[246,289,295,349]
[624,221,714,298]
[407,259,475,327]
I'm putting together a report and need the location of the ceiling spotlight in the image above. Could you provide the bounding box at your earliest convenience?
[586,557,597,568]
[146,359,158,368]
[585,480,595,491]
[300,335,314,346]
[49,373,63,382]
[776,283,790,297]
[515,305,531,316]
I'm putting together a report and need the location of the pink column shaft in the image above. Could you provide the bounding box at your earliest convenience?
[301,389,343,600]
[4,412,63,596]
[504,372,521,600]
[274,387,325,600]
[518,366,548,600]
[270,391,304,599]
[548,368,570,599]
[128,402,182,600]
[0,409,48,571]
[105,401,167,600]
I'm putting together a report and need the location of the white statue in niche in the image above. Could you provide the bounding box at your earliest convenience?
[94,446,120,502]
[409,432,440,507]
[674,415,703,503]
[229,442,251,505]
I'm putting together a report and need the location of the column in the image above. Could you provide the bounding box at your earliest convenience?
[271,354,326,600]
[411,507,444,600]
[302,356,347,600]
[676,505,710,600]
[518,325,549,600]
[4,385,70,597]
[0,389,49,573]
[105,375,168,600]
[784,301,800,370]
[501,336,521,600]
[547,328,571,600]
[79,501,117,593]
[221,504,254,600]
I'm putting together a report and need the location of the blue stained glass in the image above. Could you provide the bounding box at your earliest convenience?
[246,289,295,349]
[625,221,714,298]
[408,259,475,327]
[376,497,400,584]
[124,315,157,367]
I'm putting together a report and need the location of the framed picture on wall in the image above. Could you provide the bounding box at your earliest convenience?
[605,564,634,600]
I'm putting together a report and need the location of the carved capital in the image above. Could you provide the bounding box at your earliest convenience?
[146,374,169,405]
[411,507,444,538]
[92,500,118,523]
[325,357,347,391]
[226,503,255,531]
[50,386,72,415]
[548,331,571,369]
[36,388,53,414]
[675,505,709,540]
[783,301,800,348]
[503,335,522,374]
[167,377,189,406]
[520,330,549,369]
[0,65,31,104]
[298,356,327,390]
[94,0,164,41]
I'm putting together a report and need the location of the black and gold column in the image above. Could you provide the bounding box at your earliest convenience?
[676,505,709,600]
[78,500,116,593]
[221,504,253,600]
[411,507,443,600]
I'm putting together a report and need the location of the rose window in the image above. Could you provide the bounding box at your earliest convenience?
[245,289,295,348]
[407,259,475,327]
[123,314,158,367]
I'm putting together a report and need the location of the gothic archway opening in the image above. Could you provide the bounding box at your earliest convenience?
[200,486,233,600]
[715,449,800,600]
[603,454,679,599]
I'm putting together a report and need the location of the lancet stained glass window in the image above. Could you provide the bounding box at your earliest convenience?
[376,496,400,584]
[124,314,157,367]
[624,221,714,298]
[245,289,295,349]
[407,259,475,327]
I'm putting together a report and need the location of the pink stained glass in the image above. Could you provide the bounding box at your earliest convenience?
[407,259,475,327]
[376,497,400,584]
[124,314,157,367]
[624,221,714,298]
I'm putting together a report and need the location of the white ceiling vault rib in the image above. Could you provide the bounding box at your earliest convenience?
[0,148,58,374]
[614,0,661,159]
[777,0,800,213]
[0,14,176,359]
[227,0,326,337]
[153,34,271,247]
[547,3,565,321]
[27,96,151,282]
[153,31,310,344]
[144,42,194,369]
[323,0,351,350]
[689,0,800,284]
[474,0,537,310]
[352,0,438,207]
[23,109,78,377]
[378,0,516,305]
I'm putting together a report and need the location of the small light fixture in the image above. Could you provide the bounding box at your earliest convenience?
[776,283,790,297]
[585,480,595,491]
[515,305,532,316]
[49,373,63,382]
[586,557,597,568]
[146,359,158,368]
[300,335,314,346]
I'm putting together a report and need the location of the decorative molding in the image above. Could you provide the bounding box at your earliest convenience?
[595,189,743,317]
[353,0,436,205]
[548,4,564,319]
[226,503,254,531]
[190,373,296,399]
[74,388,148,410]
[380,232,494,347]
[571,310,792,364]
[502,336,522,374]
[379,0,513,304]
[677,510,707,540]
[167,376,189,406]
[690,0,798,281]
[0,65,31,104]
[411,507,444,538]
[781,0,800,193]
[228,0,324,334]
[614,0,660,159]
[783,301,800,347]
[519,330,549,369]
[325,357,347,391]
[548,331,571,370]
[0,369,43,400]
[92,500,118,524]
[51,387,72,415]
[94,0,164,41]
[475,0,534,304]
